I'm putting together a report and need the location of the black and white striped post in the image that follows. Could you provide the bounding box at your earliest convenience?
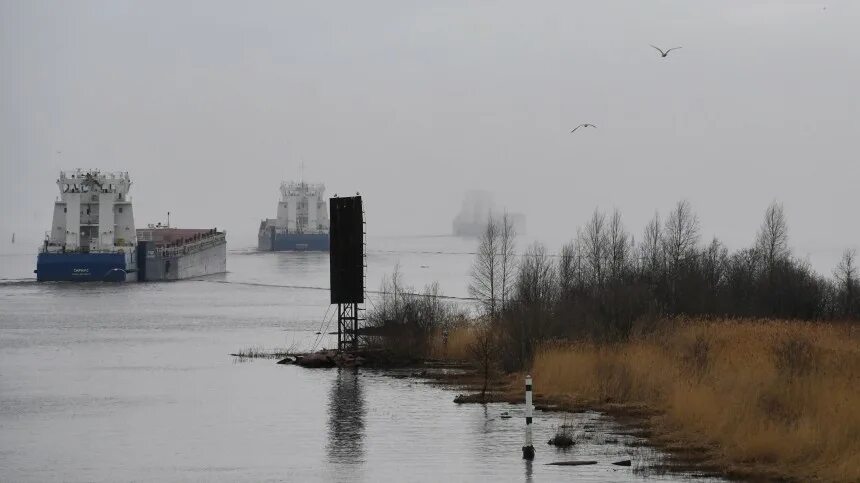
[522,374,535,460]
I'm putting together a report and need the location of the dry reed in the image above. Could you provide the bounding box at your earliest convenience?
[530,319,860,482]
[428,324,477,361]
[230,345,299,359]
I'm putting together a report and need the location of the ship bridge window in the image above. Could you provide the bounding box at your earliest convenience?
[118,207,123,213]
[63,207,67,213]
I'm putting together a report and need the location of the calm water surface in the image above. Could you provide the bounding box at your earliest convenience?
[1,237,722,482]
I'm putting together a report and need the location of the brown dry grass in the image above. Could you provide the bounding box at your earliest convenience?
[428,324,478,361]
[529,319,860,482]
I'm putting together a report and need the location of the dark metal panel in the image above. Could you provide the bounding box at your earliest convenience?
[329,196,364,304]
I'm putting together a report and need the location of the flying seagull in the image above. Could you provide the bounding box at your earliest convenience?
[650,44,682,58]
[570,123,597,133]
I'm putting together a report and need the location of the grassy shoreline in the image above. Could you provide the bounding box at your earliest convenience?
[431,318,859,482]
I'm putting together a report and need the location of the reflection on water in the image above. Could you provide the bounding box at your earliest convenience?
[524,458,534,482]
[327,368,365,464]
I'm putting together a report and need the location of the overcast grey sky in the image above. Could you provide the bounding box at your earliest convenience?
[1,0,858,272]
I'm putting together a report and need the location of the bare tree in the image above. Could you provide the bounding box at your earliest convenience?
[756,201,789,273]
[661,200,700,311]
[467,319,497,400]
[391,260,403,315]
[558,240,580,297]
[701,237,728,293]
[513,242,558,366]
[640,211,663,279]
[834,248,858,316]
[663,200,700,269]
[579,209,608,291]
[374,261,404,324]
[367,268,466,358]
[516,243,558,321]
[469,215,500,320]
[499,212,518,315]
[607,209,631,283]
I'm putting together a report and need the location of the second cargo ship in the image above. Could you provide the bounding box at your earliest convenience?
[258,181,330,251]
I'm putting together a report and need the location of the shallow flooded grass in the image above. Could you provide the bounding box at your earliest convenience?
[547,416,579,448]
[230,344,299,359]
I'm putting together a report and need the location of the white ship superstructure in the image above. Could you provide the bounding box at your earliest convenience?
[45,169,136,253]
[258,181,330,251]
[275,181,329,235]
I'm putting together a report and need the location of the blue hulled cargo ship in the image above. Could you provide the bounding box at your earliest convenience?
[258,181,330,251]
[36,170,138,282]
[36,169,227,282]
[37,252,135,282]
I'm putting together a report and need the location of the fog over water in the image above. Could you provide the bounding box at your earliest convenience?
[2,4,853,479]
[2,1,859,273]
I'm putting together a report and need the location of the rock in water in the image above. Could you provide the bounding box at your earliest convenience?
[296,351,336,368]
[547,434,575,447]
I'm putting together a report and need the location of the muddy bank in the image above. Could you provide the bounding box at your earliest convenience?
[417,366,743,481]
[275,348,433,369]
